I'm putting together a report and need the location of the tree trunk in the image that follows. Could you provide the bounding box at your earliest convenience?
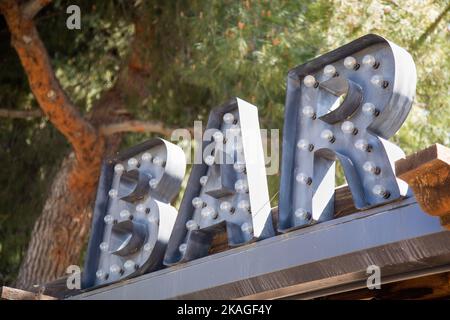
[15,154,95,288]
[1,1,157,289]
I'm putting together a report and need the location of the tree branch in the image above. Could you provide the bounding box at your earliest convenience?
[0,0,103,166]
[411,3,450,50]
[99,120,182,137]
[0,108,43,119]
[22,0,52,19]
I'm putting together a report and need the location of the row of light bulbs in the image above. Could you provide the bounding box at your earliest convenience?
[302,102,379,121]
[116,152,166,172]
[103,204,158,225]
[303,54,387,89]
[95,242,153,280]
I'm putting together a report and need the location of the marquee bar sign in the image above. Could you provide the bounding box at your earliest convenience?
[82,34,417,290]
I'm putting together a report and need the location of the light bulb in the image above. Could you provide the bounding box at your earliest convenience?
[153,156,164,166]
[149,178,158,189]
[179,243,187,254]
[223,113,235,125]
[234,179,248,193]
[373,184,389,198]
[127,158,138,168]
[192,197,204,209]
[362,54,377,67]
[296,172,312,185]
[363,161,380,174]
[297,139,313,151]
[108,189,118,198]
[220,201,232,212]
[124,260,136,272]
[143,243,153,252]
[320,129,335,142]
[199,175,208,186]
[213,131,224,143]
[119,209,131,220]
[355,139,370,152]
[370,74,383,87]
[141,152,152,162]
[109,264,122,275]
[303,75,317,88]
[186,219,199,231]
[341,121,357,134]
[241,222,253,233]
[96,270,106,280]
[233,162,246,173]
[104,214,114,225]
[324,64,337,77]
[344,56,357,69]
[362,102,378,116]
[237,200,250,212]
[201,206,218,219]
[297,139,308,150]
[295,208,311,220]
[302,106,315,118]
[99,242,108,252]
[205,155,215,166]
[114,163,124,174]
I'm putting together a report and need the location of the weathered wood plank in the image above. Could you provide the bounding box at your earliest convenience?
[333,185,359,218]
[34,276,83,299]
[396,143,450,229]
[1,286,57,300]
[323,272,450,300]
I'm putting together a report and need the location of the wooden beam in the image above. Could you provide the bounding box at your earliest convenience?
[333,185,359,218]
[396,143,450,230]
[1,286,57,300]
[323,272,450,300]
[33,276,82,300]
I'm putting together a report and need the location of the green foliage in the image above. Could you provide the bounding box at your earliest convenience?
[0,0,448,285]
[321,0,450,154]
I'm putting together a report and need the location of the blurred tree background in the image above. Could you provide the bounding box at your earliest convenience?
[0,0,448,286]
